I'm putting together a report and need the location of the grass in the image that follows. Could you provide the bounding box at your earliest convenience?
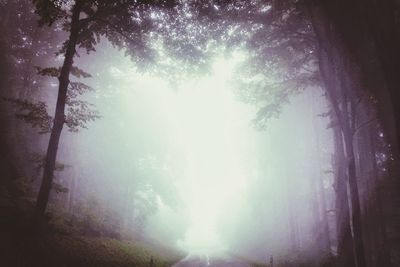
[0,183,185,267]
[1,228,184,267]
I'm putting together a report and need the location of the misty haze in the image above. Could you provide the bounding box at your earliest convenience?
[1,1,400,267]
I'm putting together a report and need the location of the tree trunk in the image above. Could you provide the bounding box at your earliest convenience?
[34,1,82,219]
[310,88,331,255]
[347,153,366,267]
[342,102,367,267]
[333,125,355,267]
[308,3,366,266]
[355,124,375,267]
[307,0,400,264]
[310,14,356,267]
[358,0,400,156]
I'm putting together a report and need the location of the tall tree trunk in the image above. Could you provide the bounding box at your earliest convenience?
[342,101,367,267]
[307,0,400,264]
[332,124,355,267]
[308,3,366,266]
[310,88,331,255]
[312,22,356,267]
[355,123,376,267]
[35,1,82,219]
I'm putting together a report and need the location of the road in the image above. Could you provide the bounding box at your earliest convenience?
[172,254,251,267]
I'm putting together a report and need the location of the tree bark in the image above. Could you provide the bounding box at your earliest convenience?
[306,0,400,265]
[308,3,367,266]
[343,124,366,267]
[333,124,355,267]
[35,1,82,219]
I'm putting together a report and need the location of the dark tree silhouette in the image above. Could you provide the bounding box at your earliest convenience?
[32,0,178,219]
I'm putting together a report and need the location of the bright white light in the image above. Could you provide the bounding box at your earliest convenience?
[166,55,253,253]
[75,45,336,260]
[101,51,255,253]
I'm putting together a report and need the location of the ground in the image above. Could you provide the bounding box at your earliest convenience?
[0,219,184,267]
[0,183,184,267]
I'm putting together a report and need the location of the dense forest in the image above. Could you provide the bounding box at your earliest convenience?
[0,1,399,267]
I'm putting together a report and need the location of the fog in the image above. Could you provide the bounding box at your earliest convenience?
[2,1,399,267]
[48,42,335,262]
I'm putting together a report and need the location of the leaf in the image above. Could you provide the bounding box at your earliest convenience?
[2,98,52,134]
[65,100,101,132]
[36,66,61,77]
[71,66,92,78]
[68,82,94,99]
[255,103,281,121]
[32,0,67,26]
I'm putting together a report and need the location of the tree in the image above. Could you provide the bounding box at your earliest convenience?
[306,2,400,265]
[32,0,178,219]
[194,1,382,266]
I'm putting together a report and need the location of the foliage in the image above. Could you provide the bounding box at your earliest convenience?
[36,66,61,77]
[29,152,70,172]
[3,63,99,135]
[35,64,100,133]
[65,99,100,132]
[32,0,68,26]
[233,0,319,129]
[0,202,184,266]
[2,97,53,133]
[0,0,63,100]
[33,0,180,65]
[70,66,92,78]
[36,66,92,79]
[186,0,319,128]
